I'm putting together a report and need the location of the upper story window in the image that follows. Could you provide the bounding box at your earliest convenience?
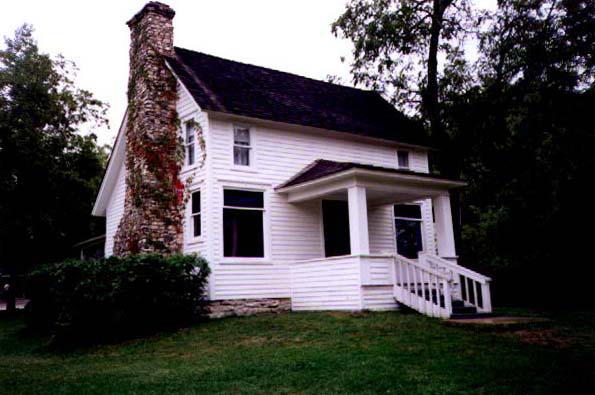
[223,189,264,257]
[191,190,201,238]
[397,150,410,169]
[185,121,196,166]
[233,125,251,166]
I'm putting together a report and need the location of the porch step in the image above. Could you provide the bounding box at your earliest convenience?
[449,299,490,319]
[450,312,494,320]
[452,305,478,315]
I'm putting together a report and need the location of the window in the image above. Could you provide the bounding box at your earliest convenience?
[223,189,264,257]
[191,191,201,237]
[394,204,423,259]
[397,150,409,169]
[233,125,251,166]
[185,121,196,166]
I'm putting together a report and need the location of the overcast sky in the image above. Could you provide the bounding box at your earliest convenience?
[1,0,496,146]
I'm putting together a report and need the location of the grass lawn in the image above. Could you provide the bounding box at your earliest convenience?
[1,309,594,395]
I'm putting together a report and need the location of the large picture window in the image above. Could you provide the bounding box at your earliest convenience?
[223,189,264,257]
[394,204,423,259]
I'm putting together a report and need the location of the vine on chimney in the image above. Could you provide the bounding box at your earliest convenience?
[117,20,205,255]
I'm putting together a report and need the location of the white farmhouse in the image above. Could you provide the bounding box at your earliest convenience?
[93,2,492,319]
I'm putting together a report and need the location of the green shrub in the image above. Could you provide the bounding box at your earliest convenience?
[25,254,210,342]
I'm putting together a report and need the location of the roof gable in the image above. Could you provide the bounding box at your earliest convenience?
[167,47,429,147]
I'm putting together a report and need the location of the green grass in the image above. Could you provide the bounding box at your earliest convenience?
[1,309,594,394]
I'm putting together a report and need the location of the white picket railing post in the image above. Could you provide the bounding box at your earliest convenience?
[480,281,492,313]
[443,278,452,318]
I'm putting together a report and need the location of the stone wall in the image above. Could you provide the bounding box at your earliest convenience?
[208,298,292,319]
[113,2,183,256]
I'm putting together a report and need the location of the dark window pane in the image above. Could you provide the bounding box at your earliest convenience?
[234,127,250,144]
[193,214,201,237]
[187,144,195,166]
[397,150,409,168]
[233,146,250,165]
[394,204,422,219]
[192,191,200,214]
[223,208,264,257]
[395,219,423,259]
[186,123,195,143]
[224,190,263,208]
[322,200,351,257]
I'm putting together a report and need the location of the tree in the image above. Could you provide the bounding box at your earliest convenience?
[334,0,595,307]
[446,0,595,306]
[332,0,476,161]
[0,25,109,277]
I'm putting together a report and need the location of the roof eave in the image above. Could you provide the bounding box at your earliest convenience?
[276,168,466,194]
[91,109,128,217]
[205,110,434,151]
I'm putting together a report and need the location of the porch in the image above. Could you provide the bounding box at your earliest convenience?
[276,160,492,318]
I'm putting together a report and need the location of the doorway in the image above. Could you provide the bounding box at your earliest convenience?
[322,200,351,257]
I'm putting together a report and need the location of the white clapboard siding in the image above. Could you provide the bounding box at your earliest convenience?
[178,81,209,257]
[290,256,362,311]
[105,162,126,257]
[362,286,399,310]
[206,118,432,301]
[213,264,291,300]
[360,256,394,286]
[369,205,397,255]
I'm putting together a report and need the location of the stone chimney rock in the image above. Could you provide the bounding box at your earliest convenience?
[113,2,183,256]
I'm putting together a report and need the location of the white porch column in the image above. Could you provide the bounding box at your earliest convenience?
[432,193,457,259]
[347,186,370,255]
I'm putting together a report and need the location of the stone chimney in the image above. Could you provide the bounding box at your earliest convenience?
[113,2,183,256]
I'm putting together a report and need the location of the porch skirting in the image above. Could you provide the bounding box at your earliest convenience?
[208,298,291,319]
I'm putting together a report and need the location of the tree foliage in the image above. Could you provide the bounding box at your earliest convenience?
[335,0,595,306]
[332,0,476,145]
[0,25,109,272]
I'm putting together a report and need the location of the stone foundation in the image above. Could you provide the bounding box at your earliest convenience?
[208,298,291,319]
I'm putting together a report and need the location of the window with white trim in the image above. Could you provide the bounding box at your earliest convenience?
[185,121,196,166]
[397,150,410,169]
[394,204,423,259]
[223,189,264,257]
[233,125,251,166]
[191,190,201,237]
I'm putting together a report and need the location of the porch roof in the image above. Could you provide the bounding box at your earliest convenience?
[276,159,466,204]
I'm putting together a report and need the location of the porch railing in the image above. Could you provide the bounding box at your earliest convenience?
[393,255,452,318]
[420,253,492,314]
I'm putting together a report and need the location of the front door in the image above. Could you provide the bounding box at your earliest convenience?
[322,200,351,257]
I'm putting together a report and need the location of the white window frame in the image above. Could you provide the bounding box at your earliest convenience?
[187,188,203,243]
[393,203,426,258]
[397,150,410,170]
[220,185,270,264]
[232,124,253,168]
[184,120,197,168]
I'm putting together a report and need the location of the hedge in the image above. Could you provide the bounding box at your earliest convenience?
[25,254,210,342]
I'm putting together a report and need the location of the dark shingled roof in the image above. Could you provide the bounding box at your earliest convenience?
[167,47,429,147]
[277,159,461,189]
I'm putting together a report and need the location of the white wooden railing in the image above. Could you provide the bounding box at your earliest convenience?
[393,255,453,318]
[420,253,492,314]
